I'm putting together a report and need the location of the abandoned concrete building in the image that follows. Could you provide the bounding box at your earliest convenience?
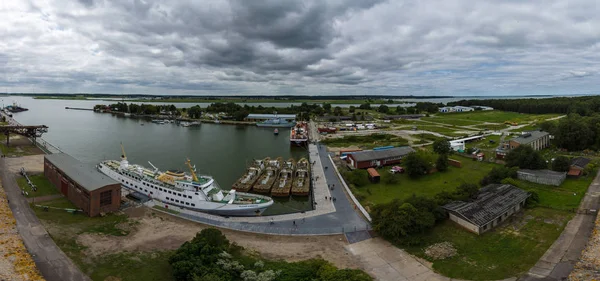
[517,169,566,186]
[442,184,530,235]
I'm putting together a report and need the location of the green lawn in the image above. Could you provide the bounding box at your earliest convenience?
[16,174,60,198]
[409,125,473,137]
[351,159,500,207]
[433,111,560,124]
[33,198,130,236]
[322,133,409,149]
[472,124,509,131]
[405,207,570,280]
[421,116,484,126]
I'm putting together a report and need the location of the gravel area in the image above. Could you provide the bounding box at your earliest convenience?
[0,180,44,281]
[569,212,600,281]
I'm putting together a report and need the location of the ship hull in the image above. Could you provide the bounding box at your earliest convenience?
[98,162,273,216]
[256,123,295,128]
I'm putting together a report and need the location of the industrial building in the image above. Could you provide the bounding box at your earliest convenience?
[517,169,566,186]
[346,146,415,169]
[245,114,296,122]
[442,184,530,235]
[496,130,550,159]
[44,153,121,217]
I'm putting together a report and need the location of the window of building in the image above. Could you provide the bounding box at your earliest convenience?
[191,203,195,207]
[100,190,112,207]
[176,200,179,203]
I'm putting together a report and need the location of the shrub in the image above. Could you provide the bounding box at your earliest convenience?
[436,154,449,172]
[551,156,570,172]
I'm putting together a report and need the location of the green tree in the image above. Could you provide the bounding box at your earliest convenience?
[371,200,435,245]
[552,156,571,172]
[505,145,547,170]
[436,154,449,172]
[359,103,371,110]
[377,105,389,114]
[480,166,519,186]
[322,103,332,113]
[233,110,249,121]
[333,106,343,116]
[432,139,451,155]
[403,152,432,178]
[452,183,479,201]
[349,106,356,113]
[395,106,406,114]
[555,114,593,151]
[345,169,370,187]
[188,105,202,119]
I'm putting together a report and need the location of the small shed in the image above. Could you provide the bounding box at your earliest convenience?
[569,157,591,177]
[517,169,566,186]
[367,168,380,183]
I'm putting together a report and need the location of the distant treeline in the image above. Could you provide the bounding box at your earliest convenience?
[17,93,452,100]
[448,96,600,116]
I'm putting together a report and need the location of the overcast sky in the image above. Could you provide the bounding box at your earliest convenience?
[1,0,599,96]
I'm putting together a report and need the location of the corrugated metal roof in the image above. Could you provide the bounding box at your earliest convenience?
[442,184,530,227]
[571,157,591,169]
[246,114,296,119]
[367,168,380,177]
[511,130,549,145]
[350,146,415,162]
[45,153,119,192]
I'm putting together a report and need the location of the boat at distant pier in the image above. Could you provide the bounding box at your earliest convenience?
[253,157,282,193]
[290,122,309,146]
[232,158,268,192]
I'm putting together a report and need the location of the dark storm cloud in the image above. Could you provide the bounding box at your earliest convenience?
[2,0,599,95]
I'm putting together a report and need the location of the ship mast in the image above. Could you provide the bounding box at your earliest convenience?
[120,143,127,160]
[186,158,199,182]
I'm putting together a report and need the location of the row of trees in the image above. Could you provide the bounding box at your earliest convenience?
[94,102,179,115]
[449,96,600,116]
[170,228,372,281]
[539,114,600,151]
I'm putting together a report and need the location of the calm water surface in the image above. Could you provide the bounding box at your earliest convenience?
[6,96,310,215]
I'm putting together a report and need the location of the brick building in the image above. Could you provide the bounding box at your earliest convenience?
[44,153,121,217]
[496,130,550,159]
[346,146,415,169]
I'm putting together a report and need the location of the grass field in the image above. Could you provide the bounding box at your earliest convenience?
[409,125,473,137]
[405,207,570,280]
[350,158,500,207]
[16,174,60,198]
[33,198,131,236]
[322,133,409,149]
[435,111,559,123]
[33,198,166,281]
[421,116,484,126]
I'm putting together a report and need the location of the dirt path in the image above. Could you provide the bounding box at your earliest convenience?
[70,207,360,269]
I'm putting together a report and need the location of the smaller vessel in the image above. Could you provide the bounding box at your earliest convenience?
[292,158,310,196]
[232,158,268,192]
[274,128,279,135]
[151,119,165,124]
[257,118,295,128]
[290,121,309,146]
[271,158,295,197]
[253,157,282,193]
[140,123,145,126]
[5,102,28,113]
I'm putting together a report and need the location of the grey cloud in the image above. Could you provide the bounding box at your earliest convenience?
[1,0,599,96]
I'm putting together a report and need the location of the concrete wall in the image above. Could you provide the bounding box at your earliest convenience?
[517,171,565,186]
[448,214,480,234]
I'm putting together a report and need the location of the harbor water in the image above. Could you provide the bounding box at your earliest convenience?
[4,96,310,215]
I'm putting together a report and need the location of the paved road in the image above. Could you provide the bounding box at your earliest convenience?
[0,159,90,281]
[519,169,600,281]
[150,143,370,236]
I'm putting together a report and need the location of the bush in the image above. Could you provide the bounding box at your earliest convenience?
[436,154,449,172]
[404,152,433,178]
[526,191,539,208]
[371,200,436,246]
[552,156,570,172]
[433,139,451,155]
[344,169,370,187]
[505,146,547,169]
[480,166,519,186]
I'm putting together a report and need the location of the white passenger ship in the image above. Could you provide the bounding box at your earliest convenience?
[97,146,274,216]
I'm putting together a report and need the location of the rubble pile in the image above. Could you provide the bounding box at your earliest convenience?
[569,212,600,281]
[0,180,44,281]
[424,242,458,260]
